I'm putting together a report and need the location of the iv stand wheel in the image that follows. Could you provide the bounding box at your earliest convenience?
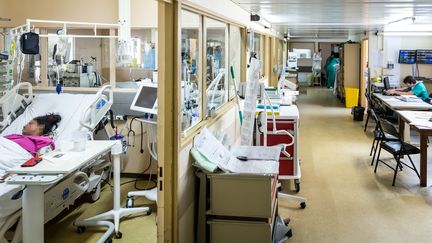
[115,231,123,239]
[105,238,113,243]
[294,179,301,193]
[300,202,306,209]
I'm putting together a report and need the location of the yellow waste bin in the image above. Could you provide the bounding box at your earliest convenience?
[345,88,359,108]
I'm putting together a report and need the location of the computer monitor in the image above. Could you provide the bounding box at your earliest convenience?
[398,50,416,64]
[416,50,432,64]
[383,77,390,90]
[130,82,158,114]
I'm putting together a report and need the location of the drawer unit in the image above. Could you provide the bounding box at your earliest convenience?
[208,219,272,243]
[207,173,277,219]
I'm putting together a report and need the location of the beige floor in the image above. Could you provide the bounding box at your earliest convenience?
[279,87,432,243]
[45,179,157,243]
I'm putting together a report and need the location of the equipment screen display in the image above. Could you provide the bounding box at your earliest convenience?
[134,86,157,109]
[398,50,416,64]
[416,50,432,64]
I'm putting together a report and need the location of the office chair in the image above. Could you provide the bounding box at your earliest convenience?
[374,117,420,186]
[369,109,399,166]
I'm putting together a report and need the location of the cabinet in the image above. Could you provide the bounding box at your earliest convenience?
[196,172,278,243]
[337,43,360,100]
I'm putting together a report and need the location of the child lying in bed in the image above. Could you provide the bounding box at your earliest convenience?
[4,114,62,157]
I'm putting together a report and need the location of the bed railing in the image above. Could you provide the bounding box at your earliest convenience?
[0,82,33,130]
[80,85,114,130]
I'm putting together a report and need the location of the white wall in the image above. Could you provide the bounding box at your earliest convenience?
[0,0,157,28]
[383,36,432,83]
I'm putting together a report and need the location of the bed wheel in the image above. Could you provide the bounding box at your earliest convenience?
[126,196,134,208]
[77,226,86,233]
[104,238,112,243]
[90,183,101,202]
[115,231,123,239]
[146,208,152,216]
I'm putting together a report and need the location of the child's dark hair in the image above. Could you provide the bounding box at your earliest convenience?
[403,75,416,84]
[34,113,62,135]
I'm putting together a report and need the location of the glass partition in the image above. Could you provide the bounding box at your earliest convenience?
[116,28,157,88]
[181,10,201,131]
[205,17,228,115]
[47,29,107,87]
[229,26,241,100]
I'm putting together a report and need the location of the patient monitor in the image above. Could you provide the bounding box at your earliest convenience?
[130,82,158,115]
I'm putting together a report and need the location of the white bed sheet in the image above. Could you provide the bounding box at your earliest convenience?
[0,137,32,219]
[0,93,98,221]
[1,93,97,142]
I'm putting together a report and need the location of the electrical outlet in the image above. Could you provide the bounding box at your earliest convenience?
[114,115,127,121]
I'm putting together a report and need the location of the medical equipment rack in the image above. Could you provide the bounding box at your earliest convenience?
[256,105,302,192]
[0,59,13,98]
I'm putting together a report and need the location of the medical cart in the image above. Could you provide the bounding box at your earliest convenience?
[256,105,301,192]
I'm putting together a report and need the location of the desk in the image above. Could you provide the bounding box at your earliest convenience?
[6,140,116,243]
[397,111,432,187]
[373,93,432,111]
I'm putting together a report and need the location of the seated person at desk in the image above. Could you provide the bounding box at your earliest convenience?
[3,114,61,157]
[385,76,429,101]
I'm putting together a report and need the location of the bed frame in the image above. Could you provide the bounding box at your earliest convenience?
[0,83,114,243]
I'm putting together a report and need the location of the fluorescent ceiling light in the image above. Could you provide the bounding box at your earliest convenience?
[384,23,432,32]
[378,31,432,36]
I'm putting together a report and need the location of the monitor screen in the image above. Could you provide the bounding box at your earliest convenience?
[130,84,158,114]
[398,50,416,64]
[416,50,432,64]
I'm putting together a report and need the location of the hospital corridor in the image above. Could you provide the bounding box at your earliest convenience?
[2,0,432,243]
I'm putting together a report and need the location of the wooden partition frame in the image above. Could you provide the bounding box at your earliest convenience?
[157,0,180,242]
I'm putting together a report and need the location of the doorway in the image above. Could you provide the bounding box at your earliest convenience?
[360,39,369,107]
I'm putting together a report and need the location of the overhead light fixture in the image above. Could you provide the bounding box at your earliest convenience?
[0,17,11,21]
[250,13,271,29]
[378,31,432,36]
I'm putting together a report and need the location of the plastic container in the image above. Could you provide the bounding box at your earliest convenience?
[72,131,89,152]
[345,88,359,108]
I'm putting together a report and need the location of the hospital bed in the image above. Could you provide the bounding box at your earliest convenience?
[0,82,114,243]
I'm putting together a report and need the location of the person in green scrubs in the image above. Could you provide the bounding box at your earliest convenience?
[386,76,429,101]
[324,52,340,89]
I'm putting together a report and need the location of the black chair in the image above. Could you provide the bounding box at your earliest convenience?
[374,117,420,186]
[364,93,374,131]
[369,109,399,166]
